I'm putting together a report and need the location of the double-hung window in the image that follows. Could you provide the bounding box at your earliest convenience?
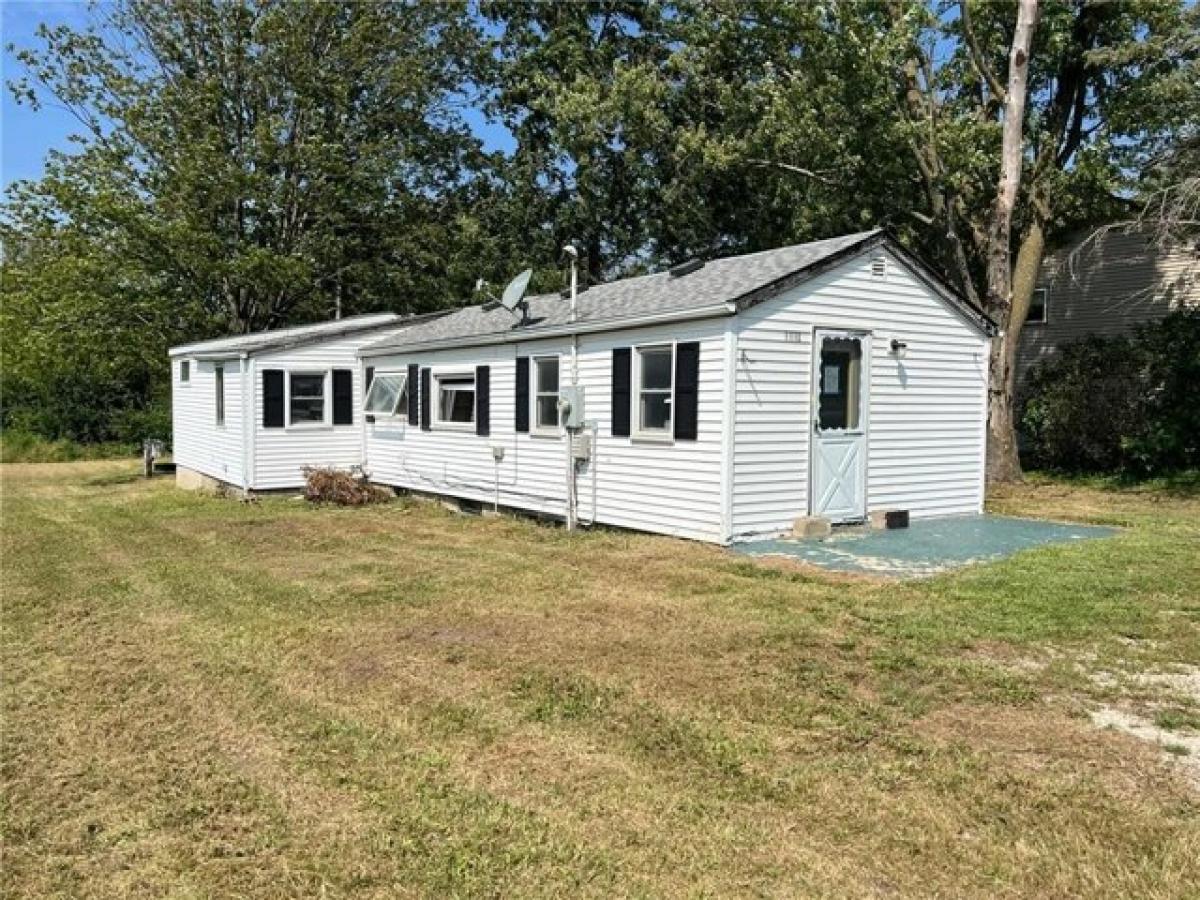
[533,356,560,433]
[289,371,327,425]
[436,372,475,427]
[180,360,191,384]
[634,345,673,438]
[363,371,407,417]
[214,364,225,426]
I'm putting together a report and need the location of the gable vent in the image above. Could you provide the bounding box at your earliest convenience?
[871,255,887,279]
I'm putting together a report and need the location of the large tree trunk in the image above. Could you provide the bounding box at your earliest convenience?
[983,0,1039,483]
[986,218,1046,482]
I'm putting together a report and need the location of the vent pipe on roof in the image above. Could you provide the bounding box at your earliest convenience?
[669,258,705,278]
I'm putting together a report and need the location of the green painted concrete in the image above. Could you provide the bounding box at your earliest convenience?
[736,515,1118,578]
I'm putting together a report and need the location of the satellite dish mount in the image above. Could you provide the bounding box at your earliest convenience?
[480,267,533,325]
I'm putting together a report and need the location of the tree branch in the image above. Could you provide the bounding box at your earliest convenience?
[960,0,1008,103]
[747,159,837,185]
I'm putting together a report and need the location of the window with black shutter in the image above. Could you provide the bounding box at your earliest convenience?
[475,365,490,436]
[673,342,700,440]
[611,348,631,437]
[332,369,354,425]
[407,363,419,425]
[262,369,285,428]
[419,368,431,430]
[514,356,530,432]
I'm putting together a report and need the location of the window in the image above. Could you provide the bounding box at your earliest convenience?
[289,371,326,425]
[180,360,190,383]
[533,356,560,433]
[363,372,407,417]
[635,345,673,436]
[1028,287,1048,324]
[436,373,475,425]
[214,365,225,426]
[817,337,862,431]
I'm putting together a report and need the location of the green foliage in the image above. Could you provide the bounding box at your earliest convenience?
[0,431,138,463]
[3,0,1196,452]
[1020,309,1200,476]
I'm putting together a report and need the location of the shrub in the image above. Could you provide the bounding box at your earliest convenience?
[0,430,138,463]
[1020,309,1200,475]
[302,467,392,506]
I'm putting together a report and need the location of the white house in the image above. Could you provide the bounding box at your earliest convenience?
[169,313,428,492]
[357,230,995,544]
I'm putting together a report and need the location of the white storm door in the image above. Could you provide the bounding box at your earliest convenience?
[811,330,868,523]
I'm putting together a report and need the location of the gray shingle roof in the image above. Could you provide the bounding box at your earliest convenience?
[360,230,893,355]
[170,313,406,358]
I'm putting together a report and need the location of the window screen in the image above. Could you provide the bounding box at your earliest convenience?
[290,372,326,423]
[817,337,862,431]
[437,374,475,424]
[637,346,673,434]
[534,357,560,431]
[363,372,407,416]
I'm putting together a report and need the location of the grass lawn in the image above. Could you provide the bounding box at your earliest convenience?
[3,461,1198,898]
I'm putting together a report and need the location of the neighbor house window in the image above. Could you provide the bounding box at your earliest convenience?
[1028,287,1048,324]
[214,365,225,426]
[289,371,327,425]
[635,344,673,437]
[180,360,190,383]
[436,372,475,426]
[533,356,560,433]
[363,371,407,417]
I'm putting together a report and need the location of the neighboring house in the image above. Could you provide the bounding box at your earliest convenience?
[169,313,433,492]
[358,230,995,545]
[1017,229,1199,388]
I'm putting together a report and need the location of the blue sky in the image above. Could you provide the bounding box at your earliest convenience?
[1,1,514,192]
[2,1,94,189]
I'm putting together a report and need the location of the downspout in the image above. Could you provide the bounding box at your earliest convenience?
[563,244,580,531]
[240,352,252,498]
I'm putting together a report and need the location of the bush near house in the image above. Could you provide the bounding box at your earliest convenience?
[1020,309,1200,476]
[302,466,393,505]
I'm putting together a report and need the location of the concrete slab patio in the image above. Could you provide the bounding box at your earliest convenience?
[736,514,1119,578]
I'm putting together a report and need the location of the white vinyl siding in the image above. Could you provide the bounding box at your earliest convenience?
[364,317,727,542]
[247,328,408,489]
[171,358,245,486]
[730,250,988,541]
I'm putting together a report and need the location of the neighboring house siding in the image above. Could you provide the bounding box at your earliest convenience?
[730,251,988,541]
[250,328,410,490]
[171,357,246,487]
[1017,231,1199,386]
[364,317,728,542]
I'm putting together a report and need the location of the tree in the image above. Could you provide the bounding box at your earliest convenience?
[881,0,1197,480]
[4,0,486,335]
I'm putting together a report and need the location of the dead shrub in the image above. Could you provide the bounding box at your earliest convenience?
[302,467,392,506]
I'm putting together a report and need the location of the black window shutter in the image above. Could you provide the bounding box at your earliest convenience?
[514,356,530,433]
[332,369,354,425]
[263,369,285,428]
[475,365,490,436]
[612,348,632,437]
[674,342,700,440]
[364,366,375,399]
[419,368,431,431]
[407,363,419,425]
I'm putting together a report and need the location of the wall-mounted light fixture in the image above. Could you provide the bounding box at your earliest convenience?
[890,338,908,359]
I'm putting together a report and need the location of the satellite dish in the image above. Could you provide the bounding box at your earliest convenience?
[500,268,533,312]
